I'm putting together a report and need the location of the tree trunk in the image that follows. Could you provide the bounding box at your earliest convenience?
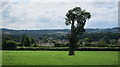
[68,36,76,56]
[68,47,75,55]
[68,16,76,56]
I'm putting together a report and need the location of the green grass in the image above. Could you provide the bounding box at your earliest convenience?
[0,50,2,66]
[2,51,119,65]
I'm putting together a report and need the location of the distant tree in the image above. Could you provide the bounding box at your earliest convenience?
[17,42,23,47]
[21,35,31,47]
[31,38,35,44]
[2,40,17,49]
[110,39,117,45]
[23,36,31,47]
[83,38,92,46]
[30,38,35,47]
[103,36,110,44]
[97,38,108,47]
[39,36,44,40]
[65,7,91,55]
[21,35,27,46]
[43,37,49,43]
[51,40,57,45]
[83,38,92,43]
[2,39,6,46]
[33,44,38,47]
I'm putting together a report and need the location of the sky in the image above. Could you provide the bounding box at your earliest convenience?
[0,0,119,30]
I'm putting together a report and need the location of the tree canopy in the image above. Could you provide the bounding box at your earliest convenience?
[65,7,91,35]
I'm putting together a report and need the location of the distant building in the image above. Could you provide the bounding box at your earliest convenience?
[37,40,54,46]
[91,41,99,44]
[37,40,69,46]
[59,40,69,44]
[36,40,44,46]
[117,38,120,45]
[41,43,54,46]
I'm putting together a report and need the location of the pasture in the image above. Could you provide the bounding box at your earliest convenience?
[2,51,119,65]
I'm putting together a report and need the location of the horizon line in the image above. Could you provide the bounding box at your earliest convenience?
[1,27,120,30]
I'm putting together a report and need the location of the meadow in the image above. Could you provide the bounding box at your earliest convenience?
[2,51,119,65]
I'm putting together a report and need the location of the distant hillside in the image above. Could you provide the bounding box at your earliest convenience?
[1,27,120,35]
[2,28,70,35]
[85,27,120,33]
[2,27,120,42]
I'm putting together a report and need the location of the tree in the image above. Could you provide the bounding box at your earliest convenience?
[31,38,36,47]
[83,38,92,46]
[65,7,91,55]
[31,38,35,44]
[110,39,117,45]
[83,38,92,43]
[21,35,27,46]
[103,36,110,44]
[23,36,31,47]
[97,38,108,47]
[43,37,49,43]
[21,35,31,47]
[2,40,17,49]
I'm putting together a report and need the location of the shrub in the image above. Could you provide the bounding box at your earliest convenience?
[84,43,93,47]
[33,44,39,47]
[96,43,108,47]
[96,38,108,47]
[76,44,83,47]
[17,42,23,46]
[2,40,17,49]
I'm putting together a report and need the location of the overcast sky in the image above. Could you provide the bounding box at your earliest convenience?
[0,0,119,30]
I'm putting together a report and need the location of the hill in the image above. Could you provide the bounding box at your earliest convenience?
[1,27,120,35]
[1,27,120,42]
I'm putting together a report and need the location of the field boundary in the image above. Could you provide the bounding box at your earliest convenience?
[2,48,120,51]
[1,65,120,67]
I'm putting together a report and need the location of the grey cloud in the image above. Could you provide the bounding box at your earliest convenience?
[1,2,118,29]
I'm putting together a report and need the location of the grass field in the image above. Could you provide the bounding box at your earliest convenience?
[2,51,119,65]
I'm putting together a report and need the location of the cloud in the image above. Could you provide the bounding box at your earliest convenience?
[1,0,119,2]
[1,2,118,30]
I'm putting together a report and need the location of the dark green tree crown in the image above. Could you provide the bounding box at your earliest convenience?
[65,7,91,35]
[65,7,91,25]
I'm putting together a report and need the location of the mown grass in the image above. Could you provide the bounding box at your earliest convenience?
[0,50,2,66]
[2,51,119,65]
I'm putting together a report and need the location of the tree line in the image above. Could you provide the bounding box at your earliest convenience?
[2,34,36,49]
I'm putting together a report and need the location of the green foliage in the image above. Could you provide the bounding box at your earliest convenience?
[43,37,49,43]
[31,38,35,44]
[65,7,91,26]
[21,35,36,47]
[32,44,39,47]
[102,36,110,44]
[2,29,120,43]
[2,40,17,49]
[84,43,93,47]
[96,38,108,47]
[17,42,23,46]
[2,34,21,42]
[21,35,30,47]
[21,35,26,44]
[110,39,117,45]
[38,36,44,40]
[83,38,92,43]
[65,7,91,35]
[23,36,31,47]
